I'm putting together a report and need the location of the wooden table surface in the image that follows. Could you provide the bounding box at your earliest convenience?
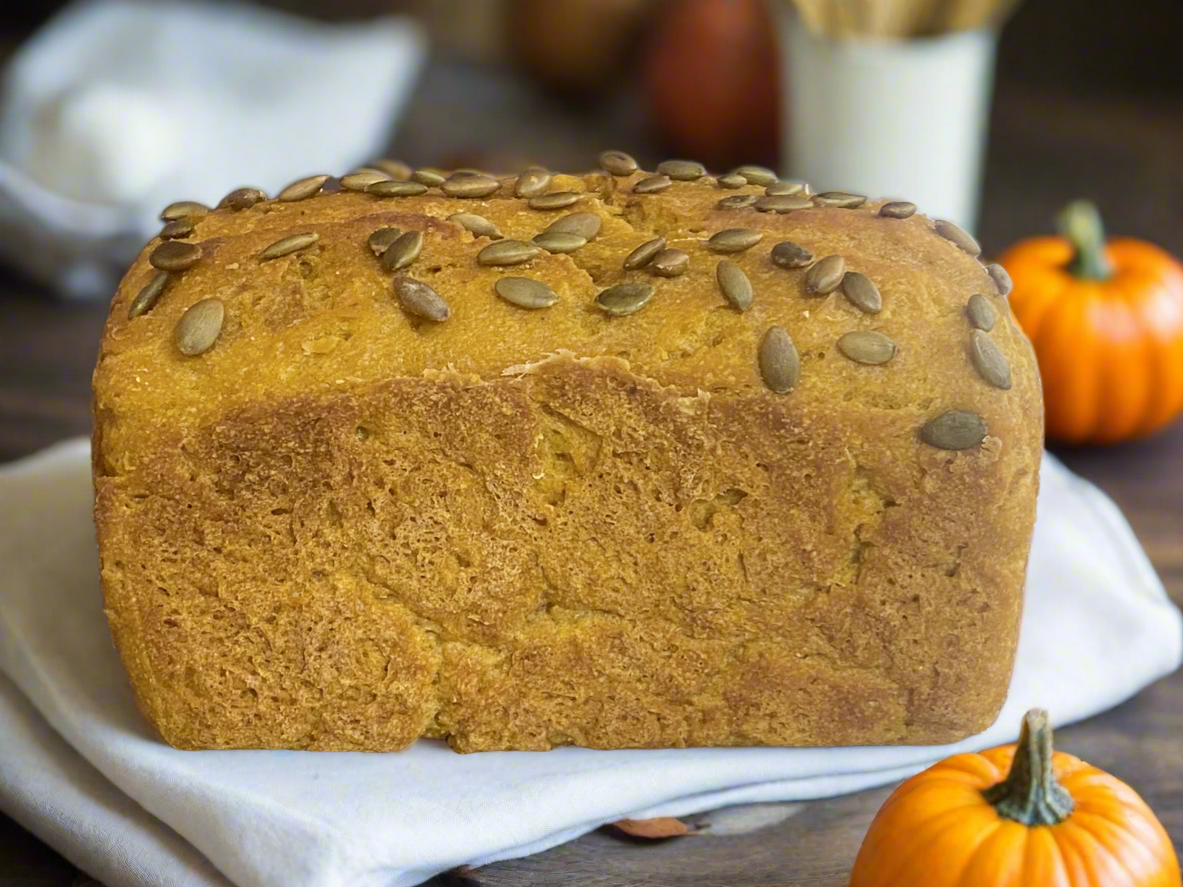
[2,57,1182,887]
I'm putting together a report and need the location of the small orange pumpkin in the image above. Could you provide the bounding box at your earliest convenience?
[850,709,1181,887]
[999,201,1183,444]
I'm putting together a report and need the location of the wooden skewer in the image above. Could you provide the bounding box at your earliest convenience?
[786,0,1020,38]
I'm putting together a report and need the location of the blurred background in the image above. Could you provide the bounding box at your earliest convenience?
[1,0,1182,458]
[2,2,1183,876]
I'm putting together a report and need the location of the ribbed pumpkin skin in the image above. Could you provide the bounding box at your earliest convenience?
[850,743,1182,887]
[1000,235,1183,444]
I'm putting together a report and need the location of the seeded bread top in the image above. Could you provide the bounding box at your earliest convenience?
[93,153,1038,477]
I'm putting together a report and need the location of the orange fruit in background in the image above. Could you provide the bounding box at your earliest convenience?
[641,0,780,169]
[507,0,659,97]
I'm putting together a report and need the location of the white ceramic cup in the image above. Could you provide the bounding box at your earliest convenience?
[769,2,998,233]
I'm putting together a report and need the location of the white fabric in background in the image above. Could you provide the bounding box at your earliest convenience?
[0,439,1179,887]
[0,0,425,298]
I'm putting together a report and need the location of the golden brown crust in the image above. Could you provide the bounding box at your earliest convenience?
[92,167,1042,751]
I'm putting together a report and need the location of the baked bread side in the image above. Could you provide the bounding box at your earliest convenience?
[92,159,1042,752]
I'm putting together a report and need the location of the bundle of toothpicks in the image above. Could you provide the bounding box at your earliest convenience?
[789,0,1023,38]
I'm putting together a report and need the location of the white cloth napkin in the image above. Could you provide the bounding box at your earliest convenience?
[1,439,1179,887]
[0,0,425,298]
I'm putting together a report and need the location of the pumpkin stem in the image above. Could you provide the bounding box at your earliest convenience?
[983,708,1075,827]
[1058,200,1112,281]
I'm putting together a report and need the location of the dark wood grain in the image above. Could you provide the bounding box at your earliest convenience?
[0,287,108,461]
[2,51,1183,887]
[0,819,77,887]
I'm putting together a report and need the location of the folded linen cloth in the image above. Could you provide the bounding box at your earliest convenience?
[0,0,425,298]
[0,439,1179,887]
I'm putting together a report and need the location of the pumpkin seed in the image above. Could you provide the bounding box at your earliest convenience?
[174,298,224,355]
[514,168,552,198]
[217,187,265,210]
[533,231,587,253]
[651,248,689,277]
[128,271,169,318]
[970,329,1012,389]
[966,294,995,331]
[448,213,502,240]
[814,191,866,208]
[634,174,672,194]
[382,230,423,271]
[368,227,402,256]
[596,282,654,315]
[756,195,811,213]
[838,331,896,365]
[478,239,540,266]
[371,158,412,180]
[495,276,559,309]
[759,326,800,393]
[160,218,194,240]
[717,195,759,210]
[411,169,446,186]
[717,174,747,189]
[770,241,813,269]
[441,174,501,198]
[340,171,389,192]
[393,276,449,322]
[734,165,778,187]
[716,260,753,311]
[805,255,845,294]
[259,232,319,260]
[367,180,429,197]
[708,228,763,253]
[879,201,916,219]
[657,159,706,181]
[934,219,981,256]
[149,240,202,271]
[160,200,209,221]
[527,191,579,210]
[921,410,987,450]
[600,150,638,176]
[765,181,806,196]
[623,236,666,270]
[545,211,601,240]
[840,271,882,313]
[277,174,330,202]
[986,263,1013,296]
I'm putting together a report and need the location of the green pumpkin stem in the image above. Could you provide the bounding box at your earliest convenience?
[983,708,1075,827]
[1058,200,1112,281]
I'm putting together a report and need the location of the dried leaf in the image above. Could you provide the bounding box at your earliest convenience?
[693,802,803,836]
[609,816,694,839]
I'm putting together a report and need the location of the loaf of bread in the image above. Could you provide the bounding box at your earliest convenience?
[92,155,1042,752]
